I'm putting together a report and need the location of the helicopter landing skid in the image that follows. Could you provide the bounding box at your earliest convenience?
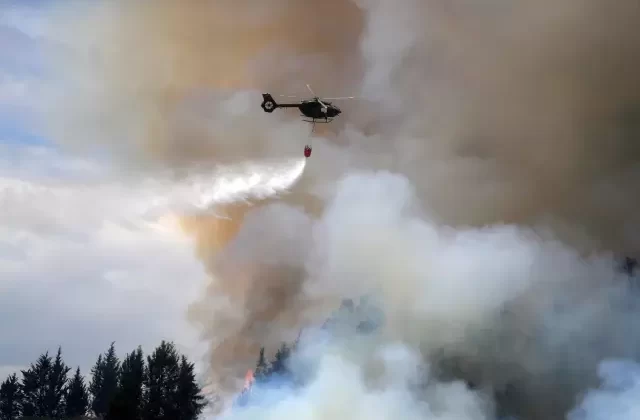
[301,118,333,132]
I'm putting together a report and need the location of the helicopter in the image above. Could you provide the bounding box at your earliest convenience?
[260,85,355,158]
[261,84,354,127]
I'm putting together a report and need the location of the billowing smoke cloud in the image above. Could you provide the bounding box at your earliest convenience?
[567,359,640,420]
[349,0,640,254]
[38,0,363,168]
[35,0,640,418]
[38,1,640,237]
[203,172,640,419]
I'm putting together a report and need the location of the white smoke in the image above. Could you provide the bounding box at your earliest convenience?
[567,359,640,420]
[219,340,494,420]
[206,170,638,419]
[305,171,540,349]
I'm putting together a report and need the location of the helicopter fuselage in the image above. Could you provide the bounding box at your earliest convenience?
[298,100,341,120]
[261,93,341,121]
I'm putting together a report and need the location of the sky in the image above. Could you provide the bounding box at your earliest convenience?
[0,2,211,382]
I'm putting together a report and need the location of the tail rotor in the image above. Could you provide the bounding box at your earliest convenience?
[261,93,278,113]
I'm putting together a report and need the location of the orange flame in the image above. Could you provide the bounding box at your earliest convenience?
[243,369,255,390]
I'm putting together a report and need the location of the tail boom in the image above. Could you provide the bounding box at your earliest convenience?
[261,93,300,113]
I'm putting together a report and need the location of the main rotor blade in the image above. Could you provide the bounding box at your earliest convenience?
[320,96,356,100]
[306,84,317,97]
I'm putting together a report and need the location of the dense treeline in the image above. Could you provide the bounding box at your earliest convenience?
[0,341,206,420]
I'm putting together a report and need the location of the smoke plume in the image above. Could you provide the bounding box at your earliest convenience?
[567,359,640,420]
[37,0,640,418]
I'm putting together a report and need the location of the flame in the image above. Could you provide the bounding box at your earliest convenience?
[243,369,254,390]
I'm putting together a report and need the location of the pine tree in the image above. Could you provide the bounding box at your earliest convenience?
[47,346,71,418]
[20,347,70,418]
[21,351,52,417]
[106,346,145,420]
[176,355,206,420]
[143,341,181,419]
[89,354,103,412]
[268,343,291,377]
[90,342,121,417]
[254,347,268,382]
[65,367,89,419]
[0,373,22,420]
